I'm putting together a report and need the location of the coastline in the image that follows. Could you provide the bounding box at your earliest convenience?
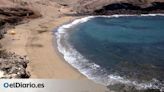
[56,14,164,91]
[27,14,164,92]
[1,1,163,91]
[1,8,109,91]
[2,12,163,79]
[52,18,87,79]
[0,0,164,91]
[26,16,86,79]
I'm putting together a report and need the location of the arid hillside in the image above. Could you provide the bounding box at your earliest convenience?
[76,0,164,14]
[0,0,14,6]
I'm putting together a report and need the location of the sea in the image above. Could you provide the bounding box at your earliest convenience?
[55,14,164,92]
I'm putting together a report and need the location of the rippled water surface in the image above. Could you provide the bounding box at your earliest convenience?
[56,15,164,91]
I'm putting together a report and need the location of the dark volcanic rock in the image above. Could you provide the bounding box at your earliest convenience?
[76,0,164,15]
[0,6,41,79]
[0,7,41,39]
[0,50,30,78]
[0,8,34,17]
[93,2,164,15]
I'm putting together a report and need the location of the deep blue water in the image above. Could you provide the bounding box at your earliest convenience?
[57,16,164,91]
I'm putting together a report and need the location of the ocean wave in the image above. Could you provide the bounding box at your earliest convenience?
[55,14,164,91]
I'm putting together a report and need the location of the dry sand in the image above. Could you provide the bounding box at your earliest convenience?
[1,9,84,79]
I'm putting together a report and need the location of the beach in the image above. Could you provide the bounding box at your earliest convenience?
[1,0,164,92]
[1,2,82,79]
[2,10,79,78]
[27,16,86,79]
[61,15,164,91]
[0,2,109,91]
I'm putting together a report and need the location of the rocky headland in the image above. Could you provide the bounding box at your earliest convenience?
[75,0,164,15]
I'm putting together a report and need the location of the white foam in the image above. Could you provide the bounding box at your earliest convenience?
[55,14,164,91]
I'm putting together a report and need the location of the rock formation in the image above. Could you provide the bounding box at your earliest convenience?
[0,7,41,39]
[0,50,30,78]
[75,0,164,15]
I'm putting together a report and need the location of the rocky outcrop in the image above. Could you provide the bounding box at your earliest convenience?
[76,0,164,15]
[0,50,30,78]
[0,7,41,79]
[0,7,41,39]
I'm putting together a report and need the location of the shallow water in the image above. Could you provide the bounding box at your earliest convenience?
[56,15,164,91]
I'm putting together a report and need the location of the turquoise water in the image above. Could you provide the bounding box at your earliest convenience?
[56,15,164,91]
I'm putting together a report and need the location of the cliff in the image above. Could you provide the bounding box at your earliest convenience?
[75,0,164,15]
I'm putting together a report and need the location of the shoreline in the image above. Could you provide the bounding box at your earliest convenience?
[52,17,88,79]
[27,16,87,79]
[0,9,87,79]
[1,2,163,91]
[0,0,163,91]
[2,13,163,80]
[55,14,164,91]
[1,13,109,91]
[53,24,86,78]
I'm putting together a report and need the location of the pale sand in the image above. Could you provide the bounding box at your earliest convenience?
[0,2,109,92]
[2,16,85,79]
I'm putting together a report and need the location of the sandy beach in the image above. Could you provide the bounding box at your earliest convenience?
[1,0,164,92]
[1,1,82,79]
[27,16,86,79]
[0,1,109,91]
[2,9,84,79]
